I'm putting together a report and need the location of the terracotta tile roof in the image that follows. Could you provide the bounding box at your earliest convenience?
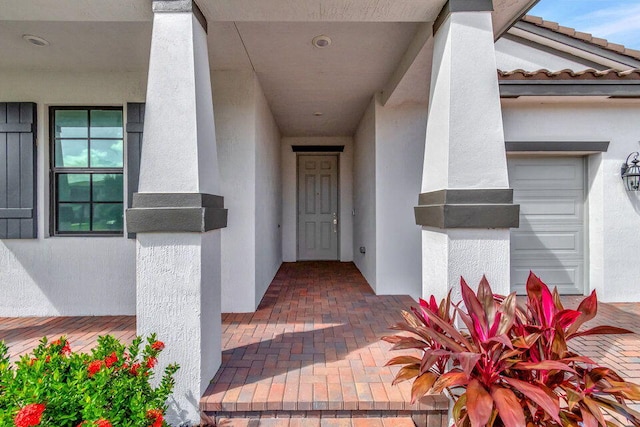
[520,15,640,62]
[498,68,640,81]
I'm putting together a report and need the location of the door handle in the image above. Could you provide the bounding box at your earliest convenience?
[332,213,338,233]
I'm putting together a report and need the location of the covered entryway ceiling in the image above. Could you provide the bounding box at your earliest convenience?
[0,0,538,136]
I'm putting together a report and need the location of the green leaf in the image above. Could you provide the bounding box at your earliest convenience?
[491,386,525,427]
[467,379,493,427]
[452,392,468,422]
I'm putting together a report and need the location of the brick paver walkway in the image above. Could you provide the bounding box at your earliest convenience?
[563,296,640,385]
[201,262,448,425]
[0,316,135,362]
[1,263,639,426]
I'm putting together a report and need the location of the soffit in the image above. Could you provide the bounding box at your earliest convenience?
[0,21,152,72]
[220,21,421,136]
[0,0,152,21]
[0,0,538,137]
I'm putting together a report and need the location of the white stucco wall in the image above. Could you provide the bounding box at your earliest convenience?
[255,80,282,307]
[353,99,377,289]
[213,70,282,312]
[281,136,353,263]
[212,70,257,313]
[374,97,426,299]
[502,99,640,302]
[0,70,145,316]
[495,35,603,71]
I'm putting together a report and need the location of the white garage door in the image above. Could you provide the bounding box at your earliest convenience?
[508,157,586,295]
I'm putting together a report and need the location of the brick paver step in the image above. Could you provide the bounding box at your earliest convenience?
[208,411,429,426]
[212,418,417,427]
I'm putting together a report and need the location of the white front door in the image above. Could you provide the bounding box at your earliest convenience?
[297,155,339,260]
[509,157,586,295]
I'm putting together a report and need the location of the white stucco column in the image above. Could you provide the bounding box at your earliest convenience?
[126,1,226,425]
[416,1,519,302]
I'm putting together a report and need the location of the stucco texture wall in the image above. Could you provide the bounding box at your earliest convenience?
[0,70,145,316]
[255,78,282,307]
[213,70,282,312]
[503,100,640,302]
[374,97,426,299]
[353,99,377,290]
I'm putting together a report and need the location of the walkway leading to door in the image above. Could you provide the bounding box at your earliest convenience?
[200,262,448,426]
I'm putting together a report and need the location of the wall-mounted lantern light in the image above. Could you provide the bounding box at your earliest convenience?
[622,152,640,191]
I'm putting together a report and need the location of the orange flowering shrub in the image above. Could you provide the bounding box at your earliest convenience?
[0,334,178,427]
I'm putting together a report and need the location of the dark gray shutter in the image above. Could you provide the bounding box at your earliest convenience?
[126,103,144,238]
[0,102,37,239]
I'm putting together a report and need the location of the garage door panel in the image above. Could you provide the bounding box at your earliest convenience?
[509,157,585,295]
[508,158,583,190]
[515,191,584,221]
[512,230,582,254]
[512,263,583,295]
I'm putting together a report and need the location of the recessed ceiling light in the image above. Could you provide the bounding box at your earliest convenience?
[22,34,50,47]
[312,35,331,49]
[313,112,323,117]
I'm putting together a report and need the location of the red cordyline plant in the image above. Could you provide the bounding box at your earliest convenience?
[383,272,640,427]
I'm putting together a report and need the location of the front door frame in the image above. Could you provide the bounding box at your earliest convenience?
[296,153,340,261]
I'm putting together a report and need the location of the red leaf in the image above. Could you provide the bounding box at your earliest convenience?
[491,386,525,427]
[420,349,450,374]
[497,293,517,336]
[583,396,606,427]
[569,326,633,339]
[513,360,576,374]
[461,277,487,336]
[386,336,430,351]
[555,309,582,329]
[478,275,497,329]
[455,352,482,378]
[416,325,467,353]
[566,290,597,336]
[580,405,598,427]
[540,284,556,327]
[385,355,422,366]
[467,379,493,427]
[592,396,640,425]
[411,372,438,403]
[417,304,474,351]
[502,377,561,425]
[391,364,420,385]
[486,334,513,350]
[525,271,544,299]
[431,371,469,394]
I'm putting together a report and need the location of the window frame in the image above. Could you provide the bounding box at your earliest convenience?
[49,106,125,237]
